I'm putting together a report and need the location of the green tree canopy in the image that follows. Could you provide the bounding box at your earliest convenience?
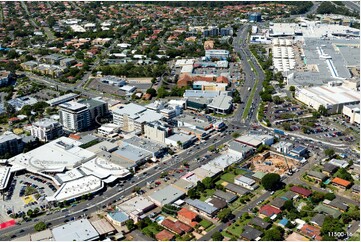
[261,173,281,191]
[34,222,47,231]
[324,148,335,158]
[217,208,232,222]
[212,231,224,241]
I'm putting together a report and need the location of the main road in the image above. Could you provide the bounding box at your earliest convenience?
[0,128,241,240]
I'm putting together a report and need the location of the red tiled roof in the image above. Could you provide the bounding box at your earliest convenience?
[300,224,322,240]
[216,76,229,83]
[290,186,312,197]
[155,230,175,241]
[259,204,282,217]
[177,207,198,221]
[69,134,81,140]
[332,177,351,187]
[161,219,192,235]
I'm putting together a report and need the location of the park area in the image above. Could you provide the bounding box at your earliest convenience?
[248,152,299,175]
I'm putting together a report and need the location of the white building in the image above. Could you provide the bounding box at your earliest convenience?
[295,85,360,114]
[234,175,256,190]
[31,118,63,142]
[165,133,197,149]
[46,93,79,107]
[117,196,155,222]
[205,49,230,60]
[342,104,360,124]
[112,103,163,133]
[59,101,90,132]
[97,123,121,137]
[144,121,172,143]
[272,141,293,154]
[52,219,99,241]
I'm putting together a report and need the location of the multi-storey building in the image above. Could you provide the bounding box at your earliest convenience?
[0,131,24,157]
[59,101,91,132]
[31,118,64,142]
[144,121,172,143]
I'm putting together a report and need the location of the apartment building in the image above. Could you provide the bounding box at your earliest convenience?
[31,118,64,142]
[59,101,91,132]
[0,131,24,157]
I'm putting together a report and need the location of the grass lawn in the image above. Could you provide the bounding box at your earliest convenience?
[205,224,216,232]
[142,224,162,235]
[199,189,216,201]
[221,230,234,239]
[220,173,236,183]
[199,219,213,229]
[242,78,259,120]
[226,218,252,238]
[350,232,360,241]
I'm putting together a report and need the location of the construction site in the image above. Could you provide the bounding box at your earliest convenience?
[247,151,299,175]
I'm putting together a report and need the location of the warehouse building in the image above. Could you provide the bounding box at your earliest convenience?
[295,84,359,114]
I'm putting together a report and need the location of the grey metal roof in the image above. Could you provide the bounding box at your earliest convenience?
[328,198,348,211]
[208,95,233,111]
[228,141,254,153]
[307,171,327,180]
[250,217,271,229]
[225,183,250,195]
[185,198,219,215]
[213,190,237,203]
[241,225,263,240]
[149,185,185,205]
[123,136,166,154]
[270,197,287,208]
[52,219,99,241]
[311,213,326,227]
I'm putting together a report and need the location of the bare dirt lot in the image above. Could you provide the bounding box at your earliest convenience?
[248,151,299,175]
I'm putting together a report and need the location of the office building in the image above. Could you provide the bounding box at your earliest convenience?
[31,118,64,142]
[342,104,360,124]
[144,121,172,143]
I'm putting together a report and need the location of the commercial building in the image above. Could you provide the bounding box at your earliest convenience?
[8,137,96,173]
[8,96,38,111]
[295,84,359,114]
[144,121,172,143]
[249,12,262,22]
[97,123,121,137]
[273,141,293,154]
[51,219,99,241]
[31,118,63,142]
[0,166,11,191]
[0,131,24,156]
[117,196,155,222]
[148,185,185,206]
[205,49,230,60]
[46,93,79,107]
[192,81,227,91]
[165,133,197,149]
[112,103,162,133]
[234,175,257,190]
[207,95,233,114]
[100,76,126,87]
[290,146,308,158]
[122,136,167,160]
[342,104,360,124]
[235,134,274,148]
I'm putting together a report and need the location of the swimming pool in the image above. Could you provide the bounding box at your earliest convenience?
[155,215,165,223]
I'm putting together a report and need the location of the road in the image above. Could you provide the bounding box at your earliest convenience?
[20,1,39,29]
[342,1,360,12]
[199,191,271,241]
[0,129,238,240]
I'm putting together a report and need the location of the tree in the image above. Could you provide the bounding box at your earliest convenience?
[273,96,282,104]
[289,86,295,92]
[324,193,336,201]
[176,141,183,148]
[125,219,136,231]
[318,105,328,116]
[146,88,157,97]
[310,191,325,204]
[212,231,224,241]
[334,168,353,182]
[208,145,215,152]
[283,200,294,211]
[188,188,199,199]
[232,132,240,138]
[256,144,270,153]
[162,204,180,215]
[4,102,16,115]
[233,89,241,103]
[27,209,33,218]
[202,177,213,189]
[262,228,283,241]
[217,208,232,222]
[321,216,345,238]
[7,49,19,59]
[34,222,47,231]
[261,173,281,191]
[324,148,335,158]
